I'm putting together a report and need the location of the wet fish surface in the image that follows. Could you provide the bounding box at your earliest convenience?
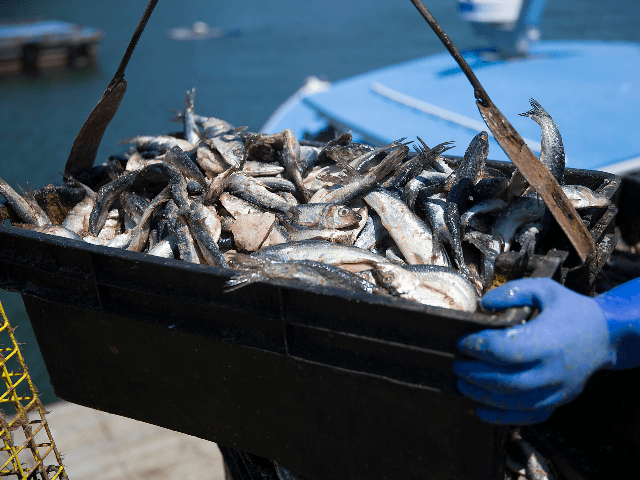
[0,94,608,314]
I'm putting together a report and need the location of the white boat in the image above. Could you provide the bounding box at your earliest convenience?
[167,21,241,41]
[261,0,640,174]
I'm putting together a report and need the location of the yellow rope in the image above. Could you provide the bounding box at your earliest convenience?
[0,302,68,479]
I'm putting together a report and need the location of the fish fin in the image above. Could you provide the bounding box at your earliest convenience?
[416,136,430,152]
[59,170,97,198]
[329,156,361,181]
[169,108,184,123]
[370,146,408,181]
[432,141,456,156]
[316,171,350,185]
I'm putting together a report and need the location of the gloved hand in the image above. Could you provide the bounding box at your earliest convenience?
[453,277,616,425]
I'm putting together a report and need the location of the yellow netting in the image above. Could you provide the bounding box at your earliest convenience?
[0,302,67,480]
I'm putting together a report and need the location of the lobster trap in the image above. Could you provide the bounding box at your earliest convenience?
[0,302,67,480]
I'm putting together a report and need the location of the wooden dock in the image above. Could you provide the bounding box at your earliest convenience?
[0,19,103,74]
[44,401,226,480]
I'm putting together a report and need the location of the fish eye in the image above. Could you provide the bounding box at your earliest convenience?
[383,274,394,283]
[338,207,350,216]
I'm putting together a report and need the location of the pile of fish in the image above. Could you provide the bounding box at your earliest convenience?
[0,91,613,312]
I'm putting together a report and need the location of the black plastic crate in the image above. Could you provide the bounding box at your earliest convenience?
[0,163,620,480]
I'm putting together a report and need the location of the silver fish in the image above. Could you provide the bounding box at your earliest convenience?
[348,139,406,172]
[381,141,454,189]
[0,176,50,226]
[278,206,368,244]
[242,160,284,177]
[285,203,362,229]
[313,146,408,205]
[520,98,565,185]
[365,188,449,266]
[62,192,95,235]
[417,192,452,252]
[219,192,264,218]
[148,235,179,258]
[225,253,377,294]
[120,190,148,230]
[403,170,447,211]
[299,145,321,174]
[278,191,299,208]
[183,88,201,145]
[185,200,227,268]
[282,129,311,201]
[125,152,162,172]
[97,208,122,241]
[463,230,502,290]
[444,132,490,277]
[106,231,135,249]
[472,176,509,201]
[460,197,508,229]
[372,262,476,312]
[259,177,297,193]
[164,146,207,188]
[204,164,239,204]
[354,211,388,251]
[403,264,479,312]
[89,170,138,235]
[226,173,291,213]
[254,240,393,267]
[196,145,228,175]
[128,187,171,253]
[492,195,546,251]
[562,185,611,208]
[32,225,83,241]
[203,117,246,168]
[123,135,195,154]
[174,215,200,263]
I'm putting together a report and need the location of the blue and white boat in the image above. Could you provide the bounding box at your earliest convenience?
[261,0,640,175]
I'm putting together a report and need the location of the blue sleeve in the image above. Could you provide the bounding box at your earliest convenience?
[595,277,640,370]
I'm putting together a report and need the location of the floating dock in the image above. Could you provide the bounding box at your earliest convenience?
[0,19,103,74]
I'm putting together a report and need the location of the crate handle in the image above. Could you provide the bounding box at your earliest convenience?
[410,0,597,267]
[64,0,159,177]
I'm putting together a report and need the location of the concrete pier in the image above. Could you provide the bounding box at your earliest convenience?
[44,401,226,480]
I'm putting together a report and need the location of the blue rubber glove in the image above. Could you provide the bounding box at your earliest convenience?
[453,277,623,425]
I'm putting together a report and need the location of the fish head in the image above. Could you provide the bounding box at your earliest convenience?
[373,263,405,295]
[371,262,396,285]
[370,262,415,295]
[462,131,489,171]
[326,205,362,229]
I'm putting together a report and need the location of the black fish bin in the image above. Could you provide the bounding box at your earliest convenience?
[0,161,620,480]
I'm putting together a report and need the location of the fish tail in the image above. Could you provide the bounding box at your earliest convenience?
[519,98,550,119]
[224,271,263,292]
[371,146,408,181]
